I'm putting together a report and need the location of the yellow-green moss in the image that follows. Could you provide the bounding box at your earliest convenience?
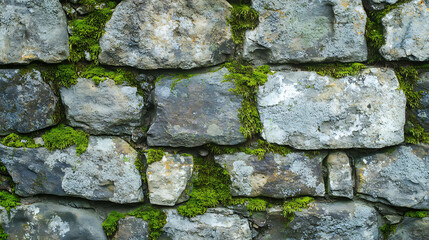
[226,2,259,44]
[1,133,41,148]
[0,224,8,240]
[304,63,366,79]
[102,211,126,237]
[0,191,20,214]
[380,223,398,239]
[42,124,89,155]
[404,211,428,218]
[229,197,269,213]
[135,152,147,183]
[282,197,314,226]
[146,149,165,165]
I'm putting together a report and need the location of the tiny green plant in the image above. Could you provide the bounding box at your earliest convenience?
[42,124,89,155]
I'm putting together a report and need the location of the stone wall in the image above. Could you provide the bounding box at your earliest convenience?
[0,0,428,239]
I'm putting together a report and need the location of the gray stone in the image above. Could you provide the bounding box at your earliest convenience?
[380,0,429,61]
[60,78,146,137]
[257,68,406,149]
[385,215,402,225]
[2,202,106,240]
[0,69,59,135]
[214,152,326,198]
[147,153,193,206]
[113,217,149,240]
[0,136,144,204]
[0,0,69,64]
[99,0,234,69]
[355,144,429,210]
[327,152,353,198]
[147,68,245,147]
[389,217,429,240]
[243,0,367,64]
[415,72,429,131]
[162,208,252,240]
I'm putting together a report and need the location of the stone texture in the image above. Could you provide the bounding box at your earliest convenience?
[60,78,146,136]
[243,0,367,64]
[162,208,252,240]
[380,0,429,61]
[113,217,149,240]
[363,0,398,11]
[147,153,193,206]
[147,68,245,147]
[0,136,144,204]
[215,152,327,198]
[355,144,429,210]
[257,68,406,149]
[415,72,429,131]
[389,217,429,240]
[0,0,69,64]
[0,69,59,135]
[99,0,234,69]
[327,152,353,198]
[2,202,106,240]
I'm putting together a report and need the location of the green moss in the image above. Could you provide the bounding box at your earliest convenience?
[229,198,268,213]
[304,151,321,159]
[41,64,78,88]
[102,211,127,237]
[227,3,259,44]
[170,73,199,92]
[146,148,165,165]
[42,124,89,155]
[0,191,20,214]
[404,211,428,218]
[0,224,8,240]
[380,223,398,239]
[1,133,41,148]
[304,63,366,79]
[135,152,147,183]
[282,197,314,226]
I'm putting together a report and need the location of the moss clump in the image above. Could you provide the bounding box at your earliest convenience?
[223,61,272,139]
[146,149,165,165]
[0,225,8,240]
[102,211,126,237]
[380,223,398,239]
[177,157,232,217]
[304,63,366,79]
[135,152,147,183]
[404,211,428,218]
[42,124,89,155]
[229,198,269,213]
[80,65,135,86]
[226,3,259,44]
[1,133,41,148]
[282,197,314,226]
[0,191,20,214]
[42,64,78,88]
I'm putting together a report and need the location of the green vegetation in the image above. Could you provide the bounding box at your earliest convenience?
[404,210,428,218]
[223,61,272,139]
[229,198,269,214]
[102,205,167,240]
[0,191,20,214]
[380,223,398,239]
[42,64,78,88]
[304,63,366,78]
[135,152,147,183]
[170,73,199,91]
[0,225,8,240]
[282,197,314,226]
[146,148,165,165]
[1,133,41,148]
[80,65,136,86]
[226,3,259,44]
[42,124,89,155]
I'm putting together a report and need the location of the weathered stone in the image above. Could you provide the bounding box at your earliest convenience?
[162,208,252,240]
[257,68,406,149]
[0,136,143,204]
[415,72,429,131]
[355,144,429,210]
[0,0,69,64]
[327,152,353,198]
[99,0,234,69]
[113,217,149,240]
[0,69,59,135]
[2,202,106,240]
[147,68,245,147]
[243,0,367,64]
[389,217,429,240]
[380,0,429,61]
[363,0,398,11]
[147,153,193,206]
[60,78,146,137]
[385,215,402,225]
[215,152,326,198]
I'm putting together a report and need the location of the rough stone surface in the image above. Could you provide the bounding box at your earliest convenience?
[363,0,398,11]
[2,202,106,240]
[113,217,149,240]
[0,69,59,135]
[99,0,234,69]
[257,68,406,149]
[380,0,429,61]
[147,68,245,147]
[162,208,252,240]
[355,144,429,210]
[327,152,353,198]
[389,217,429,240]
[147,153,193,206]
[60,78,146,136]
[215,152,327,198]
[243,0,367,64]
[0,136,144,204]
[0,0,69,64]
[415,72,429,131]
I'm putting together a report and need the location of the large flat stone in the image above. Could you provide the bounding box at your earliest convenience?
[257,68,406,149]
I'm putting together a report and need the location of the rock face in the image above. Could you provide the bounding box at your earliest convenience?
[390,217,429,240]
[215,152,326,198]
[0,0,69,64]
[60,78,146,136]
[162,208,252,240]
[380,0,429,61]
[147,153,193,206]
[113,217,149,240]
[355,144,429,210]
[0,136,144,204]
[243,0,367,64]
[147,68,245,147]
[327,152,353,198]
[257,68,406,149]
[0,69,59,135]
[3,202,106,240]
[99,0,234,69]
[415,72,429,131]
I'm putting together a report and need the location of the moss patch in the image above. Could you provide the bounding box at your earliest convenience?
[380,223,398,239]
[304,63,366,79]
[226,3,259,44]
[282,197,314,226]
[1,133,41,148]
[135,152,147,183]
[0,190,20,214]
[42,63,78,88]
[146,148,165,165]
[0,225,8,240]
[102,211,126,237]
[229,197,269,214]
[404,210,428,218]
[42,124,89,155]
